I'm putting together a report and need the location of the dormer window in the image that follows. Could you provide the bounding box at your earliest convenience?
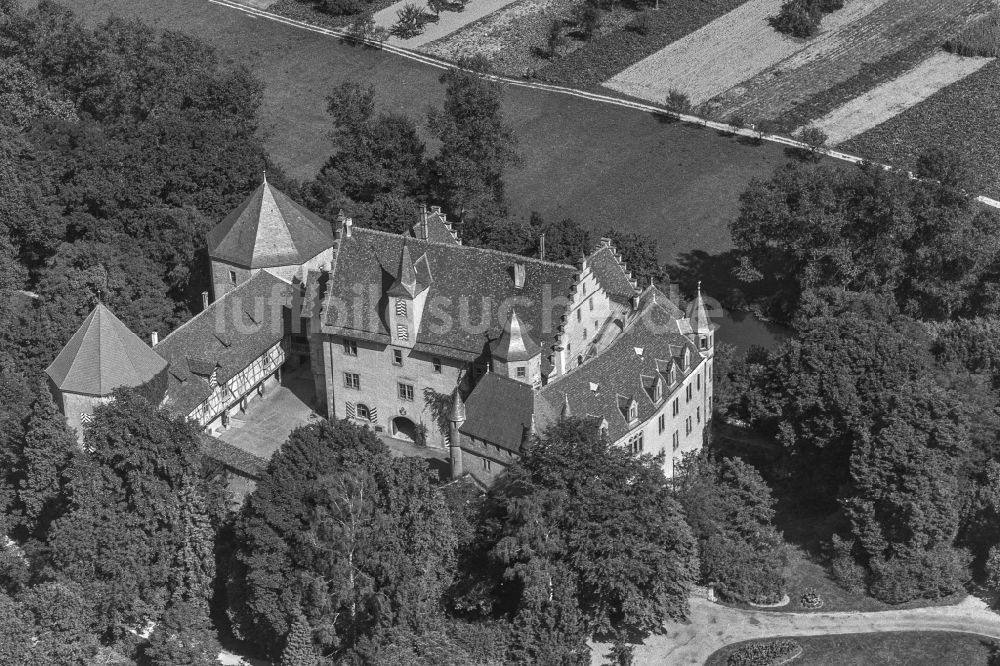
[700,336,708,350]
[669,364,677,385]
[682,348,691,371]
[654,377,663,402]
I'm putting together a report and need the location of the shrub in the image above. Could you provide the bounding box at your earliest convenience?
[547,19,567,57]
[347,10,375,41]
[727,640,801,666]
[728,114,747,130]
[753,118,776,143]
[946,11,1000,58]
[797,125,828,159]
[628,9,652,36]
[573,3,602,40]
[392,2,426,37]
[316,0,366,16]
[665,88,692,114]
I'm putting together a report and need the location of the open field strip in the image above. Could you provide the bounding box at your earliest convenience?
[713,0,992,119]
[806,51,993,144]
[207,0,1000,214]
[373,0,524,47]
[603,0,892,106]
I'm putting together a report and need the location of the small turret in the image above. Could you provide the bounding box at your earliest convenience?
[685,281,716,357]
[449,387,466,479]
[490,308,542,387]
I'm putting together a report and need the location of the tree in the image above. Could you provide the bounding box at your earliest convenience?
[427,0,447,17]
[797,125,827,160]
[479,417,697,649]
[45,390,217,636]
[347,10,375,42]
[672,453,785,603]
[227,420,457,660]
[18,581,100,665]
[144,601,221,666]
[281,611,319,666]
[573,3,602,40]
[393,3,425,38]
[664,89,692,115]
[427,65,519,236]
[602,229,665,286]
[547,19,566,57]
[530,212,591,263]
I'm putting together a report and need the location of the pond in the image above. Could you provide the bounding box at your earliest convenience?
[714,311,791,353]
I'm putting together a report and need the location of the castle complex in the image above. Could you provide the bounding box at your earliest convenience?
[45,179,716,486]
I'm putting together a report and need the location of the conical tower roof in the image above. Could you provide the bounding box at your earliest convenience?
[490,308,541,362]
[45,304,168,396]
[449,386,466,422]
[686,281,714,335]
[388,238,419,298]
[207,177,334,268]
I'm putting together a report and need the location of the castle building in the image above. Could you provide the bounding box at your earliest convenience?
[46,179,717,489]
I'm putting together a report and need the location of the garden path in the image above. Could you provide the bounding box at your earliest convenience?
[589,593,1000,665]
[373,0,524,47]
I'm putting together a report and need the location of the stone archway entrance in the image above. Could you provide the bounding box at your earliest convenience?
[391,416,418,442]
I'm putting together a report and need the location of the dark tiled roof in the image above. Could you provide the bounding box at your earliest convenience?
[45,304,168,397]
[538,287,704,442]
[410,208,461,245]
[198,433,266,479]
[322,228,577,362]
[207,180,334,268]
[156,272,295,417]
[587,245,638,304]
[461,373,535,453]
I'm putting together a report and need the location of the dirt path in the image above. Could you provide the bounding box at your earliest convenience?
[373,0,523,47]
[590,594,1000,665]
[807,51,992,144]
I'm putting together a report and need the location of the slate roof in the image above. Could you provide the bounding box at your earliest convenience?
[410,207,461,245]
[199,433,266,479]
[45,303,168,397]
[587,244,638,305]
[207,180,334,268]
[156,272,295,416]
[538,287,704,443]
[321,228,577,362]
[461,373,536,453]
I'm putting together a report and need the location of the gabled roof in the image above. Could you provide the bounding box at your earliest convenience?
[461,373,535,453]
[410,207,461,245]
[45,303,168,396]
[207,179,334,268]
[156,271,295,416]
[321,227,577,362]
[538,287,705,443]
[587,243,638,305]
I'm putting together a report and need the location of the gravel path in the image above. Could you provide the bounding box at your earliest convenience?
[373,0,523,47]
[590,594,1000,665]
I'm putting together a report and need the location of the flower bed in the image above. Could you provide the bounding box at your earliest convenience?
[534,0,751,89]
[726,640,803,666]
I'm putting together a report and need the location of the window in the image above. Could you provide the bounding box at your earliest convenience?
[628,401,638,422]
[697,374,701,391]
[396,324,408,341]
[654,379,663,402]
[697,406,701,423]
[576,309,582,322]
[672,431,680,451]
[658,413,666,434]
[228,270,237,285]
[483,458,492,471]
[395,298,407,317]
[398,383,414,401]
[356,403,370,420]
[629,432,644,454]
[433,357,442,373]
[475,365,485,377]
[392,349,403,366]
[344,373,360,390]
[673,397,679,417]
[343,339,358,356]
[516,366,526,378]
[582,327,587,340]
[686,384,692,402]
[589,297,594,311]
[708,361,713,383]
[686,416,692,435]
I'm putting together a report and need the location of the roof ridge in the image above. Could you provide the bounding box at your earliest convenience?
[100,306,144,391]
[352,226,578,270]
[157,272,287,348]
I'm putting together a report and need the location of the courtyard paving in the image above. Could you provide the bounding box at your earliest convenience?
[217,366,320,459]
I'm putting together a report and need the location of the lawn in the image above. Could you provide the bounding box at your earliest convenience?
[842,58,1000,200]
[49,0,794,263]
[705,632,998,666]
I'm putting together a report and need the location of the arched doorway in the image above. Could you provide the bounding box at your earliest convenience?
[392,416,417,442]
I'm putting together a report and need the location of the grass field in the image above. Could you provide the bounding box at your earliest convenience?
[50,0,793,263]
[705,632,998,666]
[842,57,1000,199]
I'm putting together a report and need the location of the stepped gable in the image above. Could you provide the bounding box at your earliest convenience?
[587,241,639,305]
[410,206,461,245]
[538,287,703,442]
[322,227,577,362]
[45,303,168,397]
[461,373,536,453]
[155,271,295,415]
[207,179,334,268]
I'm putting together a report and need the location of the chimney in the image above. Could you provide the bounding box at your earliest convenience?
[420,205,429,240]
[513,262,526,289]
[202,291,210,311]
[631,293,640,310]
[538,232,546,261]
[151,331,159,346]
[344,216,353,238]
